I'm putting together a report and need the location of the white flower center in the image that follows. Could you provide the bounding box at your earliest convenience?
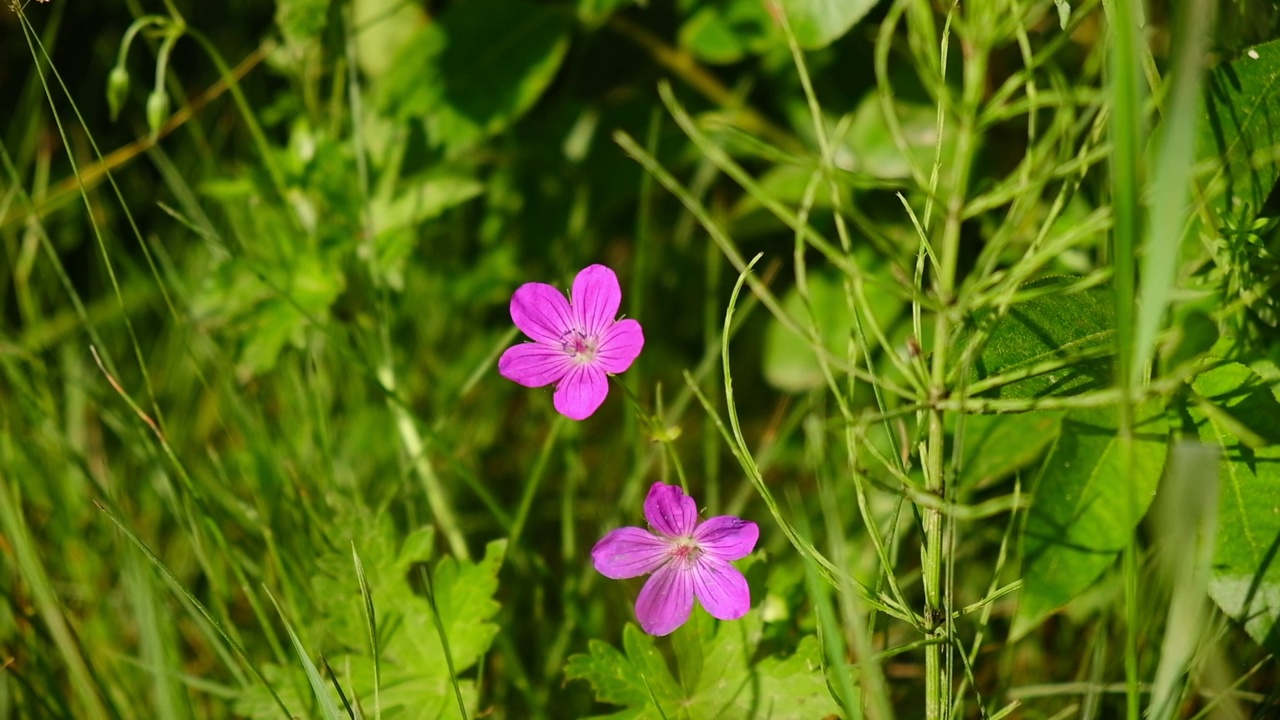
[562,329,599,364]
[670,536,701,566]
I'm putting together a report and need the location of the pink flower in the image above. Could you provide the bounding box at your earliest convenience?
[591,482,759,636]
[498,264,644,420]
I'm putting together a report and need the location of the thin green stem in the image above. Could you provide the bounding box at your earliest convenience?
[921,5,988,716]
[1102,0,1145,715]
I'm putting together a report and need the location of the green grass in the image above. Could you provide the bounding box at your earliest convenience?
[4,0,1280,718]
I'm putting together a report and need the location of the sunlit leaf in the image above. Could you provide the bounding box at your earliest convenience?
[566,611,840,719]
[353,0,426,78]
[1192,362,1280,652]
[776,0,880,50]
[1201,39,1280,225]
[1013,403,1168,638]
[679,0,778,65]
[955,411,1063,491]
[233,516,505,718]
[762,266,903,393]
[845,94,952,181]
[957,277,1115,399]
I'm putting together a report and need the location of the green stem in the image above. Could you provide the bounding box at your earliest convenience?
[115,15,168,68]
[923,17,988,720]
[1101,0,1145,714]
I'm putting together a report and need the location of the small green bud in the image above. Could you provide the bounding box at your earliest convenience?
[145,90,170,136]
[107,66,130,121]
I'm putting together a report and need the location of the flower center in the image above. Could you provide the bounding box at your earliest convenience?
[670,536,701,566]
[562,329,599,364]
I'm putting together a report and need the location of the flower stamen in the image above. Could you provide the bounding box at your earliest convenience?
[563,329,599,363]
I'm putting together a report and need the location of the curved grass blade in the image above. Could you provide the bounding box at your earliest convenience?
[264,588,344,720]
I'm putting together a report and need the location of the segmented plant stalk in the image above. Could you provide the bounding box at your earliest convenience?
[923,17,989,718]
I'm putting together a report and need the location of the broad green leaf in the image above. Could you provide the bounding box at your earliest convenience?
[955,411,1063,491]
[1201,39,1280,226]
[567,611,840,719]
[762,267,903,393]
[845,94,954,181]
[776,0,879,50]
[1013,404,1169,638]
[1192,362,1280,652]
[234,515,505,718]
[380,0,571,151]
[679,0,777,65]
[958,278,1115,399]
[353,0,425,78]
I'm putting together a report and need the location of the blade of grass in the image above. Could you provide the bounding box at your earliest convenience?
[788,487,864,720]
[0,471,113,720]
[123,553,185,720]
[417,564,470,720]
[264,588,344,720]
[352,544,381,720]
[1103,1,1147,716]
[1134,0,1215,382]
[94,500,293,719]
[1149,443,1219,720]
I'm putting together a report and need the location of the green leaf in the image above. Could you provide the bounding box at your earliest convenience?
[371,174,485,236]
[233,516,505,718]
[1192,362,1280,651]
[958,278,1115,399]
[353,0,426,78]
[955,411,1063,491]
[567,612,840,719]
[776,0,879,50]
[1201,39,1280,226]
[1013,403,1169,638]
[380,0,571,151]
[577,0,637,26]
[368,173,485,289]
[845,94,953,181]
[276,0,330,44]
[679,0,778,65]
[762,267,903,393]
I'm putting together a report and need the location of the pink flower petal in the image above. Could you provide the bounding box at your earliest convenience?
[553,364,608,420]
[690,555,751,621]
[692,517,758,562]
[595,318,644,374]
[643,482,698,538]
[511,282,574,344]
[591,527,672,579]
[498,343,572,388]
[571,264,622,337]
[635,563,694,636]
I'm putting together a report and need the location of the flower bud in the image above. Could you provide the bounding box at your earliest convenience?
[146,90,170,136]
[107,66,129,121]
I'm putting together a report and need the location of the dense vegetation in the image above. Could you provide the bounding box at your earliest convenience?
[3,0,1280,717]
